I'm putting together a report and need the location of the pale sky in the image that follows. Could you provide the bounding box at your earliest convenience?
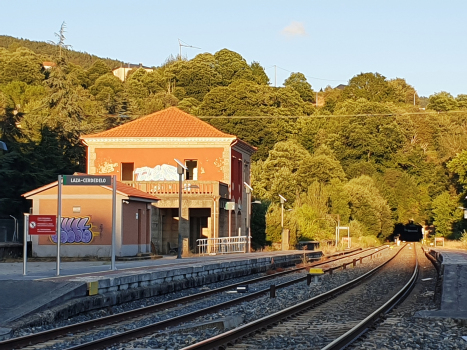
[1,0,466,97]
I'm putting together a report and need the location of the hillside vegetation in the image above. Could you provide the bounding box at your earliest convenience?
[1,34,467,246]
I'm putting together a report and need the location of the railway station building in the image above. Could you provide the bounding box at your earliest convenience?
[80,107,256,256]
[24,107,256,257]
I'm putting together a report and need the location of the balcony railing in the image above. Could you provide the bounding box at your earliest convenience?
[122,181,229,198]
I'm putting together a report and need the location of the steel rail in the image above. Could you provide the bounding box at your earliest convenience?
[321,245,419,350]
[62,247,388,350]
[178,245,405,350]
[0,247,376,350]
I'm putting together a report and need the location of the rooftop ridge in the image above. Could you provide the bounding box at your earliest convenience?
[82,107,235,139]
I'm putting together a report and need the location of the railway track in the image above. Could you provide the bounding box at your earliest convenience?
[178,244,416,350]
[1,246,385,350]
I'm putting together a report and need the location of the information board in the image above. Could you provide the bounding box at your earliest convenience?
[29,215,57,235]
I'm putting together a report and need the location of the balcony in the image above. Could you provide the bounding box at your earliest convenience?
[122,181,230,199]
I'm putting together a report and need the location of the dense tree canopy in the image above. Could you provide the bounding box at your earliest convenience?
[1,35,467,246]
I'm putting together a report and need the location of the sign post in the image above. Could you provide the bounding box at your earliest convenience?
[57,175,62,276]
[111,175,116,270]
[23,214,28,276]
[23,214,57,275]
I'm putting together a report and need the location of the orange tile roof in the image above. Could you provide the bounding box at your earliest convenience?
[23,177,159,202]
[82,107,234,139]
[112,181,159,201]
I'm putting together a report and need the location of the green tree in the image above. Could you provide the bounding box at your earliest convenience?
[0,47,45,85]
[284,72,315,103]
[321,85,343,113]
[296,145,346,188]
[214,49,255,86]
[334,98,395,115]
[90,73,124,113]
[327,178,351,224]
[432,191,459,237]
[87,59,111,86]
[250,61,269,85]
[456,94,467,109]
[341,72,392,102]
[448,150,467,188]
[427,91,458,111]
[344,175,393,239]
[257,140,312,203]
[387,78,418,105]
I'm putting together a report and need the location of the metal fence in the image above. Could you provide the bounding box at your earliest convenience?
[0,218,18,243]
[196,236,250,255]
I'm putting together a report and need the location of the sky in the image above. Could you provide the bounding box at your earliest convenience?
[1,0,466,97]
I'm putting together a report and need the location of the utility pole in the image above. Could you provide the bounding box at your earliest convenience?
[178,39,201,60]
[274,65,277,87]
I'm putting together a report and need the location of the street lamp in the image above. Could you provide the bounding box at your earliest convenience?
[279,194,287,232]
[175,159,187,259]
[244,182,253,253]
[325,214,340,248]
[279,195,287,250]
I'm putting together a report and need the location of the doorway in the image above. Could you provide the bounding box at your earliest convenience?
[189,208,210,252]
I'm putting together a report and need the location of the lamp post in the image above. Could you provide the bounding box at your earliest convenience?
[244,182,253,253]
[279,194,287,232]
[325,214,340,248]
[278,195,287,250]
[175,159,188,259]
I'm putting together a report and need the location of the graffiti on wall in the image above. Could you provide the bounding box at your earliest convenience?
[134,164,178,181]
[50,216,98,244]
[96,158,118,174]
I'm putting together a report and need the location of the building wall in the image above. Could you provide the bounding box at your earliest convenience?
[231,150,243,204]
[83,137,254,248]
[122,201,151,255]
[85,138,233,184]
[232,144,253,238]
[26,185,150,258]
[93,147,225,182]
[112,67,153,82]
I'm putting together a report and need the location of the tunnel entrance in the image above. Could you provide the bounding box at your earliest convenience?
[391,221,423,242]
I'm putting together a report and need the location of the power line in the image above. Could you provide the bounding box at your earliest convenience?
[275,65,345,82]
[197,110,467,119]
[264,65,345,83]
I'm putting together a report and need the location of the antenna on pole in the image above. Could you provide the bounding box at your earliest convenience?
[178,39,201,60]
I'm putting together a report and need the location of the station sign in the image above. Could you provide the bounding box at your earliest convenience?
[63,175,111,186]
[29,215,57,235]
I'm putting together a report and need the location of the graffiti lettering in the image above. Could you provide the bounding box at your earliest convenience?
[50,216,96,244]
[134,164,178,181]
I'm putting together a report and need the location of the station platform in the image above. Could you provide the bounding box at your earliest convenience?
[417,247,467,320]
[0,250,321,337]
